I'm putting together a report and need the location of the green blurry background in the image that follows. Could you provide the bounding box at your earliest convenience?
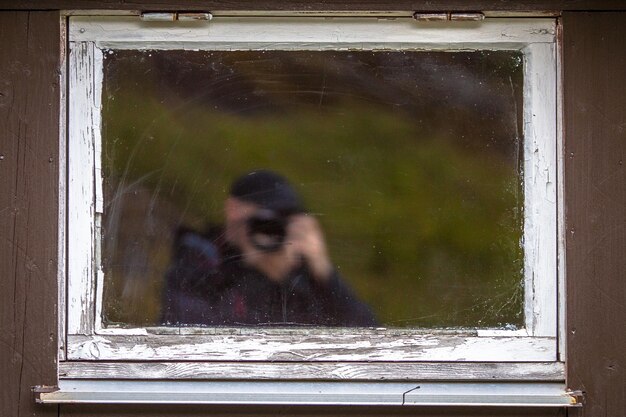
[101,50,524,328]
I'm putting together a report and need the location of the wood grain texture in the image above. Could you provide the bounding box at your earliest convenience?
[68,16,556,49]
[59,361,565,381]
[562,11,626,417]
[0,11,60,417]
[67,41,100,336]
[66,334,556,361]
[2,0,626,12]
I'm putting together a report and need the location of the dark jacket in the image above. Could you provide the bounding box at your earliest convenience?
[160,228,377,327]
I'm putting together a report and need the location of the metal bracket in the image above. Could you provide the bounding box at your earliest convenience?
[565,389,585,406]
[35,381,580,407]
[140,12,213,22]
[33,385,60,403]
[413,12,485,22]
[33,385,59,393]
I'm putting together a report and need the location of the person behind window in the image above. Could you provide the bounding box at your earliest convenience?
[161,170,377,327]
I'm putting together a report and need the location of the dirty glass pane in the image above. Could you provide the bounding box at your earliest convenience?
[101,50,524,328]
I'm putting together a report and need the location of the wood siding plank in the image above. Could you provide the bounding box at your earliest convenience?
[1,0,626,12]
[563,11,626,417]
[0,10,60,417]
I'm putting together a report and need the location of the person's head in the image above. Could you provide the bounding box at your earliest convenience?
[225,170,304,250]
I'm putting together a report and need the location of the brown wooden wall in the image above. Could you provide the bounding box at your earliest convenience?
[0,10,61,417]
[0,3,624,417]
[563,11,626,417]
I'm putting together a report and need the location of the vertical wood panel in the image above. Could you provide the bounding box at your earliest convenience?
[67,41,100,336]
[522,42,558,338]
[563,11,626,417]
[0,10,60,417]
[1,0,626,12]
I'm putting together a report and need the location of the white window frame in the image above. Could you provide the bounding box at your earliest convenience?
[57,14,567,395]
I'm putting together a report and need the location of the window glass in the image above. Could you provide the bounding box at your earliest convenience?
[101,49,524,329]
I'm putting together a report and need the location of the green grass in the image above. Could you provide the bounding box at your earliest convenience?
[101,86,523,328]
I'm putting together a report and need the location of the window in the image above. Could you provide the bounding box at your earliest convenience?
[103,48,525,330]
[49,13,572,406]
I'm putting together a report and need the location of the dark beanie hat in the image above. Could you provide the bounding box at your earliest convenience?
[229,170,304,214]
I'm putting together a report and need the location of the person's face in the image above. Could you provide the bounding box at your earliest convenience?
[224,196,260,248]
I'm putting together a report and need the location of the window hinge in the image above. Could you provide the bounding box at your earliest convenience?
[140,12,213,22]
[413,12,485,22]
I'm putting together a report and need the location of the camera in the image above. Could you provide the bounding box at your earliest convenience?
[246,209,289,252]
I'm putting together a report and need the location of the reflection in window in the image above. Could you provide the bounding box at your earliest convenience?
[101,50,524,328]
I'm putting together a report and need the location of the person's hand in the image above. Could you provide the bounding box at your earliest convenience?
[225,197,332,283]
[286,214,333,283]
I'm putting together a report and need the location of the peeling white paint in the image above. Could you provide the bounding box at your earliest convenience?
[68,41,102,335]
[68,16,555,51]
[522,43,557,339]
[67,334,555,362]
[59,360,564,381]
[64,16,559,370]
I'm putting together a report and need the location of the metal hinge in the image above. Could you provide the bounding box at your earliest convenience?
[413,12,485,22]
[140,12,213,22]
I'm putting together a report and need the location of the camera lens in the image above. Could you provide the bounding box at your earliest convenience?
[247,209,287,252]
